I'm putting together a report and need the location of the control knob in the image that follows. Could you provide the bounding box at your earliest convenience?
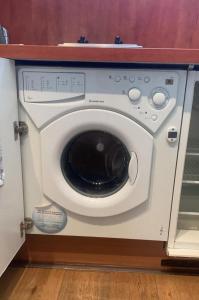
[128,88,141,102]
[152,91,167,107]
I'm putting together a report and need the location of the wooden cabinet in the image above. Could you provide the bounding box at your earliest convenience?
[1,53,199,277]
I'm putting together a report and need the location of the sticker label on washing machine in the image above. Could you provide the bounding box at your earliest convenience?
[32,203,67,234]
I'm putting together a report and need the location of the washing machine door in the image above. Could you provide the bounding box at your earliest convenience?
[41,109,153,217]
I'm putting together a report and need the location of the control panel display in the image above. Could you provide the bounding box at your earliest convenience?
[22,71,85,102]
[17,67,185,132]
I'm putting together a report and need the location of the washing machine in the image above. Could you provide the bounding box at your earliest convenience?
[17,64,187,241]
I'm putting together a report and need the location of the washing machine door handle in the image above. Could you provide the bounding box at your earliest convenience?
[128,152,138,184]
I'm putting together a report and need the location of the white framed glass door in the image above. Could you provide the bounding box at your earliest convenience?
[168,71,199,258]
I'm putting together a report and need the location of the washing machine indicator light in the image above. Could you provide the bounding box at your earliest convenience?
[165,79,174,85]
[167,127,178,143]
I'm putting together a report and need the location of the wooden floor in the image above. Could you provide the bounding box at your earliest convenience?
[0,267,199,300]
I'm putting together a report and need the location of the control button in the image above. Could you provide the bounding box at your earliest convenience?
[128,88,141,102]
[152,92,166,107]
[151,114,158,121]
[167,127,178,143]
[115,76,121,82]
[144,76,150,83]
[129,76,135,83]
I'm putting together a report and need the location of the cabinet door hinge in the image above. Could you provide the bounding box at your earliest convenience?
[14,121,28,140]
[20,217,33,237]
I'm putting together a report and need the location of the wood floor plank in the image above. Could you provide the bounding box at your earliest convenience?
[155,273,199,300]
[0,268,65,300]
[1,267,199,300]
[0,267,25,299]
[59,270,108,300]
[103,272,158,300]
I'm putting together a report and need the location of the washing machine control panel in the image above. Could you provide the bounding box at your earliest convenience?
[97,70,181,132]
[17,67,185,132]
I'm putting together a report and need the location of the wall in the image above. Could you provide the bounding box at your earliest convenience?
[0,0,199,48]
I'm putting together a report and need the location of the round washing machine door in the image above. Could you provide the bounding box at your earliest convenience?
[41,109,153,217]
[60,130,132,198]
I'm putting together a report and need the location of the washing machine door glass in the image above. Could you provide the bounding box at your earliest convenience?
[61,130,131,197]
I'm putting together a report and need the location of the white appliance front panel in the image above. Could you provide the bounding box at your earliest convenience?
[18,67,182,133]
[18,66,187,241]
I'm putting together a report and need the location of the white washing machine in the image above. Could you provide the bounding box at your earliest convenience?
[17,65,187,241]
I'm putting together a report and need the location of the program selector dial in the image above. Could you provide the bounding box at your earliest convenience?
[152,88,169,108]
[128,88,141,102]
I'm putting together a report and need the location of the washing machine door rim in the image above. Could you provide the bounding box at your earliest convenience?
[41,109,153,217]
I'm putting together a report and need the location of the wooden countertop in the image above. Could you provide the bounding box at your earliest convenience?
[1,45,199,64]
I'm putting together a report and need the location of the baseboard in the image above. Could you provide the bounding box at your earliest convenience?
[14,234,166,270]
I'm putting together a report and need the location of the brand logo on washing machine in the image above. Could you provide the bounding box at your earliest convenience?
[89,99,104,103]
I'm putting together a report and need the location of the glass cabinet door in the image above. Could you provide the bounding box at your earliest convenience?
[178,81,199,231]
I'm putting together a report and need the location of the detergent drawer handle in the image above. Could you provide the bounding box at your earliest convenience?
[128,152,138,185]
